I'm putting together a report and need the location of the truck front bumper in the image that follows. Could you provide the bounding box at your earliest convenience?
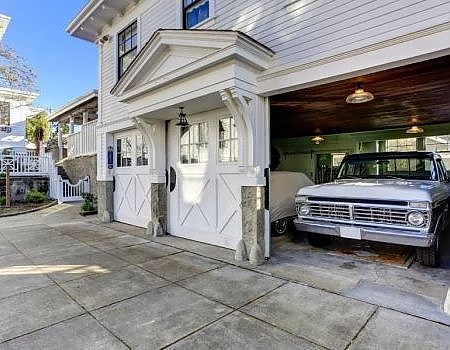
[293,218,434,247]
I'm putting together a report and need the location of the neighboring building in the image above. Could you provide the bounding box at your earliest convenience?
[67,0,450,264]
[48,90,98,196]
[0,13,41,154]
[0,88,41,153]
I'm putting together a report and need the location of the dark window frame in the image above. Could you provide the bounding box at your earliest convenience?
[117,20,138,78]
[183,0,210,29]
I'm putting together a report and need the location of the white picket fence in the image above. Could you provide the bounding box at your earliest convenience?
[66,120,96,158]
[49,175,90,203]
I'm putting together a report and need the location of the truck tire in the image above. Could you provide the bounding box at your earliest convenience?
[416,234,440,267]
[306,232,331,248]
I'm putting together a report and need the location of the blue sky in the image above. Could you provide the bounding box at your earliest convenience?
[1,0,96,112]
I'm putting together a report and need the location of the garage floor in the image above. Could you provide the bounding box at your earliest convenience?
[0,204,449,349]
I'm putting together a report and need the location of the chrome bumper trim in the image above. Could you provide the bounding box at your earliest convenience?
[293,218,433,247]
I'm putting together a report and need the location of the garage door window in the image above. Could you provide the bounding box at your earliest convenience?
[136,135,149,166]
[386,138,417,152]
[218,116,238,162]
[117,137,132,167]
[180,122,208,164]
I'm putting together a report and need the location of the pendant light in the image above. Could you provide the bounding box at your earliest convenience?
[346,83,374,104]
[175,107,190,127]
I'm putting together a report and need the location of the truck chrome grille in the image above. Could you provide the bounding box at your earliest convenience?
[308,203,351,220]
[353,206,410,225]
[298,201,429,227]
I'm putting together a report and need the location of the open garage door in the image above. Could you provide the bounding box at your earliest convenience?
[268,55,450,268]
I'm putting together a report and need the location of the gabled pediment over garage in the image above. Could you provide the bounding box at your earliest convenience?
[111,29,274,106]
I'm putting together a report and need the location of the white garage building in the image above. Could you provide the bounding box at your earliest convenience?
[67,0,450,264]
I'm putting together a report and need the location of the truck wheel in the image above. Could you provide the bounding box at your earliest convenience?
[416,234,440,267]
[272,218,288,236]
[306,232,331,248]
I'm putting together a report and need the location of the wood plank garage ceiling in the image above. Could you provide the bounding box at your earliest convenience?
[270,55,450,139]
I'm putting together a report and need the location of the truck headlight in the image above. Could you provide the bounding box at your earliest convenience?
[299,203,310,216]
[407,211,425,227]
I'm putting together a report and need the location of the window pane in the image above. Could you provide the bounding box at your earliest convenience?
[180,122,208,164]
[117,137,132,167]
[118,21,138,77]
[136,135,149,166]
[218,116,238,162]
[185,0,209,28]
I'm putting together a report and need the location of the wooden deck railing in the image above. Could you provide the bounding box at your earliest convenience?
[66,120,96,158]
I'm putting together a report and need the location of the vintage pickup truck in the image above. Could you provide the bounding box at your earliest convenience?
[294,151,450,266]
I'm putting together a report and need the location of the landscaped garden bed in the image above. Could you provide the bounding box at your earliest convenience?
[0,200,57,217]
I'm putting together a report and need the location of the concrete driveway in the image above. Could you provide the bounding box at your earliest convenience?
[0,203,449,349]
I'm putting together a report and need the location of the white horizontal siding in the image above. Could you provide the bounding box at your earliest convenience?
[99,0,449,122]
[100,0,179,126]
[205,0,450,72]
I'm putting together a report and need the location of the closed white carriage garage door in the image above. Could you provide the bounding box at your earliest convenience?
[114,130,152,228]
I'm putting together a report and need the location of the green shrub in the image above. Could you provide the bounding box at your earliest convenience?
[81,201,94,211]
[25,190,48,203]
[81,192,95,202]
[0,196,5,206]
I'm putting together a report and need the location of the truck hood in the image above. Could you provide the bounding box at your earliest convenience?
[297,179,448,203]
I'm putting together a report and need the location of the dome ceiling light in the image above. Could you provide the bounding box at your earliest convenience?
[406,125,424,134]
[406,117,424,134]
[346,83,374,104]
[311,135,324,144]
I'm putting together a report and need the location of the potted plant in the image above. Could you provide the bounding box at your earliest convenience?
[80,192,97,216]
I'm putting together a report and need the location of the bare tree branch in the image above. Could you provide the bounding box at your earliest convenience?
[0,43,37,92]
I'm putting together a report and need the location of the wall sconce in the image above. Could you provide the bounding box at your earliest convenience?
[175,107,190,127]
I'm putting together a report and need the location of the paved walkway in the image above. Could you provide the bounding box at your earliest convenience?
[0,203,449,349]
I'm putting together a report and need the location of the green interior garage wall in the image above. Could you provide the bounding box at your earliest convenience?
[272,123,450,182]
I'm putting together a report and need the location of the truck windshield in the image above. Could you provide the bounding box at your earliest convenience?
[337,156,437,180]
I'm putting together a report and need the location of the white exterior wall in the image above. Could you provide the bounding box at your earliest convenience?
[97,0,450,124]
[0,92,39,152]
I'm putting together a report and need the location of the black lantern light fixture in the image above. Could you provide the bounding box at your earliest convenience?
[175,107,190,127]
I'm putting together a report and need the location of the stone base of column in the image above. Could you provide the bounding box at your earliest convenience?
[97,180,113,223]
[239,186,265,265]
[147,183,167,237]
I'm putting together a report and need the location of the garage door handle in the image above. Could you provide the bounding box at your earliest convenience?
[169,167,176,192]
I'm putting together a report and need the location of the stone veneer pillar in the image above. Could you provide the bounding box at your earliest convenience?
[97,180,114,223]
[147,183,167,237]
[238,185,265,265]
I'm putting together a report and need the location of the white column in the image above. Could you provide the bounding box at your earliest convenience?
[82,110,89,125]
[69,116,75,134]
[57,123,63,160]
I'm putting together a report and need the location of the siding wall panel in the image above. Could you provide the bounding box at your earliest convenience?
[98,0,449,124]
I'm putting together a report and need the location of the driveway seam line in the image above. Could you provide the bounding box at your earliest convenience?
[344,306,379,350]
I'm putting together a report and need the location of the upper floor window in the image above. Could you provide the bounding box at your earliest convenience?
[0,102,10,125]
[118,21,137,78]
[183,0,210,28]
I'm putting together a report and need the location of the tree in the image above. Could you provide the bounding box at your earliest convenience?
[0,43,37,92]
[26,112,50,154]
